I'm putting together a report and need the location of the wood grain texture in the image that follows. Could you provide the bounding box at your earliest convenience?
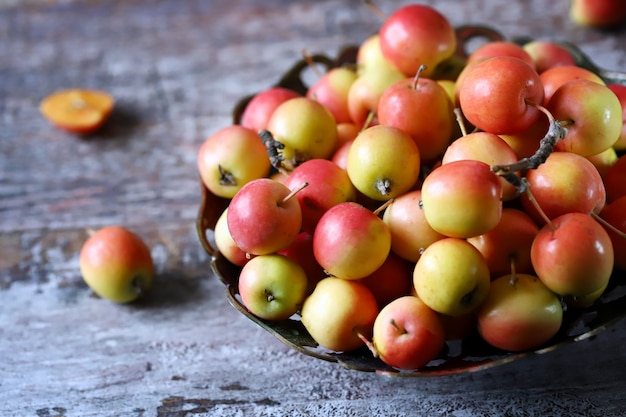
[1,1,626,416]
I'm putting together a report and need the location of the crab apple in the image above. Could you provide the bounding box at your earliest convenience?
[300,277,379,352]
[607,83,626,151]
[467,41,535,70]
[521,150,606,224]
[277,231,326,294]
[382,189,445,263]
[570,0,626,28]
[346,125,420,201]
[79,226,154,303]
[564,279,609,309]
[356,34,401,75]
[599,195,626,271]
[378,4,456,78]
[266,97,338,167]
[347,66,405,128]
[39,88,114,135]
[547,79,622,156]
[336,122,360,147]
[240,87,300,132]
[522,40,576,73]
[467,208,540,279]
[441,131,520,201]
[587,146,618,179]
[197,125,271,199]
[477,274,563,352]
[307,67,357,124]
[438,312,477,341]
[330,139,353,170]
[604,154,626,203]
[540,65,605,105]
[420,160,502,239]
[413,238,491,317]
[227,178,302,256]
[377,74,454,163]
[459,56,545,135]
[284,158,356,233]
[313,202,391,280]
[214,208,252,267]
[238,254,308,321]
[371,296,445,370]
[500,113,549,159]
[531,212,614,297]
[360,252,414,308]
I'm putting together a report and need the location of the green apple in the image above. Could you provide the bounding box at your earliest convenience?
[413,238,490,317]
[79,226,154,303]
[346,125,421,201]
[238,254,308,321]
[300,277,379,352]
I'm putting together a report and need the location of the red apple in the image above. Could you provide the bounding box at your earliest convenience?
[377,74,454,163]
[240,86,300,132]
[570,0,626,28]
[458,56,545,134]
[359,252,414,308]
[227,178,302,255]
[214,208,252,267]
[522,40,576,73]
[604,153,626,203]
[283,158,356,233]
[277,231,326,294]
[313,202,391,280]
[378,4,456,78]
[531,212,614,297]
[371,296,445,370]
[300,277,379,352]
[521,150,606,224]
[420,160,503,238]
[197,125,271,198]
[539,65,604,105]
[607,83,626,151]
[599,195,626,271]
[467,208,540,279]
[547,79,622,156]
[467,41,535,70]
[477,274,563,351]
[307,67,357,124]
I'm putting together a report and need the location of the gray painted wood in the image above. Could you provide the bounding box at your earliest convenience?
[1,1,626,416]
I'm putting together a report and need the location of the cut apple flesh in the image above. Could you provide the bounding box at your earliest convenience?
[40,88,114,134]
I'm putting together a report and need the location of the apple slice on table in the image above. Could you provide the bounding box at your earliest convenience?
[40,88,114,135]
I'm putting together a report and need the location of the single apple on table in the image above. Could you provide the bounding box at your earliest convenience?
[40,88,114,135]
[79,225,154,303]
[197,124,271,199]
[370,295,446,370]
[413,237,491,317]
[300,277,379,352]
[238,254,308,321]
[477,273,563,352]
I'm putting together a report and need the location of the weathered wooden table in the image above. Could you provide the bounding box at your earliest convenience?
[2,1,626,416]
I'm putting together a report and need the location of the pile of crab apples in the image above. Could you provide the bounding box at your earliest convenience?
[197,3,626,371]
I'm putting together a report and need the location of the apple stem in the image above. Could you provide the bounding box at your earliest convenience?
[590,211,626,240]
[282,182,309,204]
[412,65,427,90]
[362,0,387,20]
[355,329,379,358]
[373,198,394,216]
[301,48,324,79]
[453,108,468,137]
[490,102,567,196]
[524,186,556,231]
[360,111,376,133]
